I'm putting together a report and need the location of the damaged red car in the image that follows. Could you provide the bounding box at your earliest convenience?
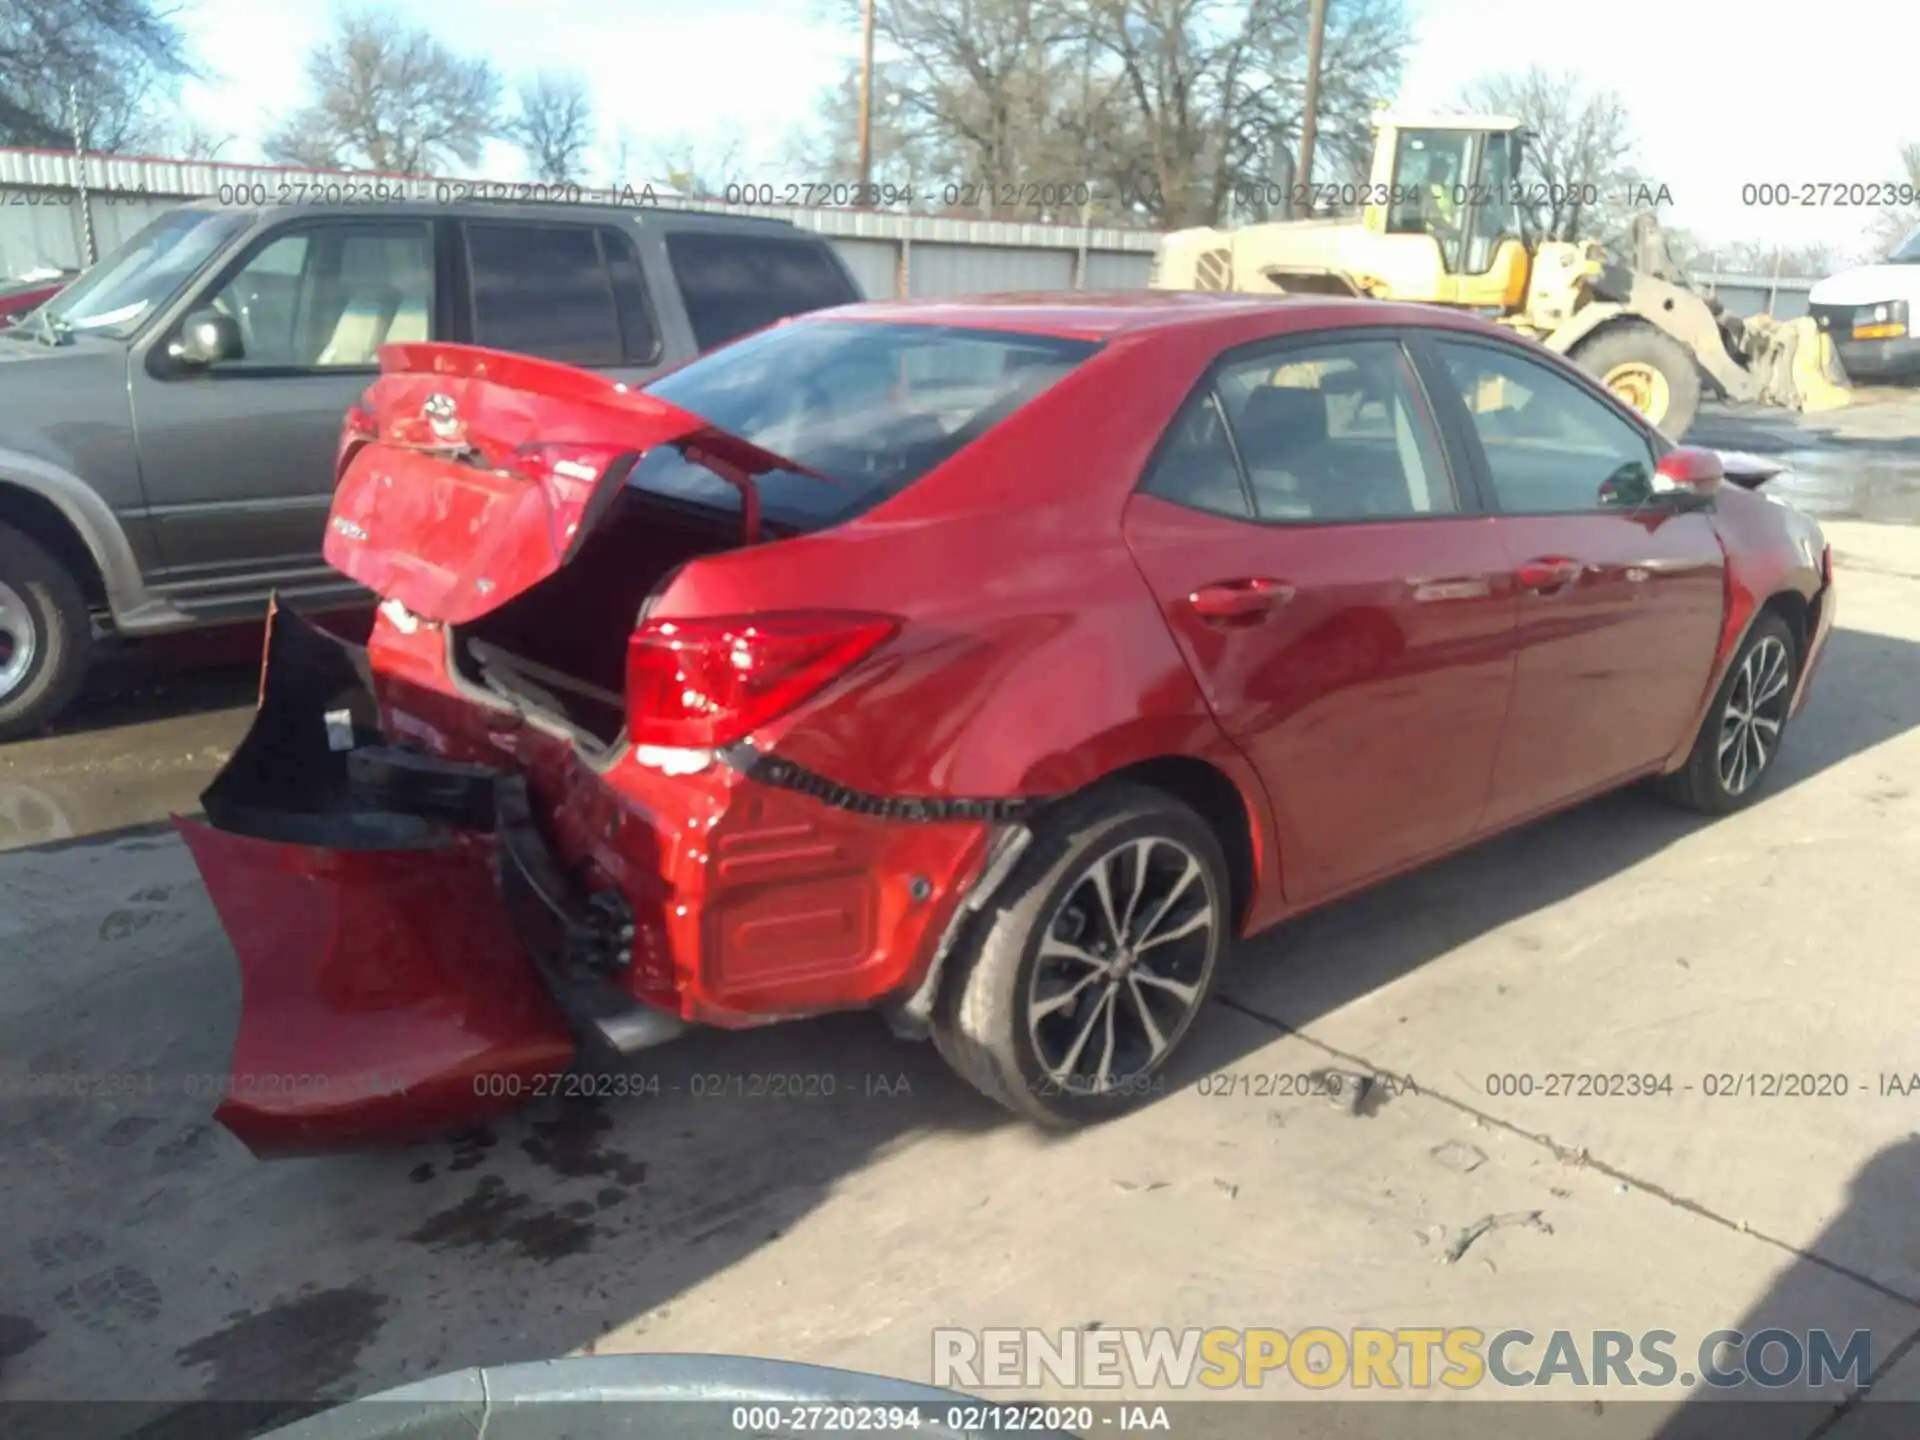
[178,293,1835,1155]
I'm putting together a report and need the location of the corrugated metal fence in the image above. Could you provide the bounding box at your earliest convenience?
[0,148,1829,313]
[0,147,1160,299]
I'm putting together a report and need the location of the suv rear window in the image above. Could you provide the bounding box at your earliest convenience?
[663,232,860,351]
[633,319,1099,532]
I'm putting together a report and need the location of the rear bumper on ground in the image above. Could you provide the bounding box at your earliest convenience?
[175,603,1001,1155]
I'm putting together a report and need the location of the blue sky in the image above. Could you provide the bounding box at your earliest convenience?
[174,0,1916,260]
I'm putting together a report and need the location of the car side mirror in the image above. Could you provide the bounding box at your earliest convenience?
[169,309,243,367]
[1652,446,1723,499]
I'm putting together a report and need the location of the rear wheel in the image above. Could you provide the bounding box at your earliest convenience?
[1655,612,1797,815]
[1571,323,1703,438]
[932,783,1229,1127]
[0,522,92,742]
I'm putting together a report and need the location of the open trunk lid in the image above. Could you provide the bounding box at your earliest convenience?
[328,342,806,625]
[1715,450,1790,491]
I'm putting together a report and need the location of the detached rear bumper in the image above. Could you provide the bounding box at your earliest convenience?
[176,604,677,1157]
[179,602,1008,1156]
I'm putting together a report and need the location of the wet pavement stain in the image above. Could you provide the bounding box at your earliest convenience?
[408,1174,599,1262]
[154,1123,214,1165]
[520,1101,649,1187]
[447,1127,498,1173]
[91,1113,168,1153]
[0,1313,47,1362]
[174,1286,387,1409]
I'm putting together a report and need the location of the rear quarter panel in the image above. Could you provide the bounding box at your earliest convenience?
[1660,484,1826,770]
[645,321,1281,905]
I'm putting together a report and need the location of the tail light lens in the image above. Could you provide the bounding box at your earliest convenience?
[336,395,377,477]
[626,612,898,749]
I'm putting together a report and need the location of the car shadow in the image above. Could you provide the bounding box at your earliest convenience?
[1167,620,1914,1054]
[1642,1137,1920,1439]
[2,627,1913,1440]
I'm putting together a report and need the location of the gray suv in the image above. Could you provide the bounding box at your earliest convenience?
[0,199,863,738]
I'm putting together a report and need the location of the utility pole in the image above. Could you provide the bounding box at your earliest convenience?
[1297,0,1328,211]
[857,0,876,193]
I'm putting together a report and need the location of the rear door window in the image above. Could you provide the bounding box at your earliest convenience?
[464,223,658,365]
[632,319,1099,531]
[663,232,859,351]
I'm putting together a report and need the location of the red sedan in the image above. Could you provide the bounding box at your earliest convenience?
[178,293,1835,1155]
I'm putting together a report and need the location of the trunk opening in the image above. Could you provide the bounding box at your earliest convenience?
[448,486,746,751]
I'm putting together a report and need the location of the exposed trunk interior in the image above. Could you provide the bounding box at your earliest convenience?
[449,486,744,751]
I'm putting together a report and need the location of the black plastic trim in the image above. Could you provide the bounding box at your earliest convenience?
[715,740,1042,823]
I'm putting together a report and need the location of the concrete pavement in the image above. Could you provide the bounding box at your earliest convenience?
[2,505,1919,1439]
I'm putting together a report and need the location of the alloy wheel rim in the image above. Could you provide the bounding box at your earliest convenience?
[1718,636,1791,796]
[1026,835,1218,1096]
[0,581,37,700]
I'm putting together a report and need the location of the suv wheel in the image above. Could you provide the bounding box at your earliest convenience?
[933,783,1229,1127]
[0,522,92,742]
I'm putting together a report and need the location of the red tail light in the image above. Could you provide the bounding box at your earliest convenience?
[336,395,377,477]
[626,612,898,749]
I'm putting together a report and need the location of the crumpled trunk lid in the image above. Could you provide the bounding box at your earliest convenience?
[327,341,813,625]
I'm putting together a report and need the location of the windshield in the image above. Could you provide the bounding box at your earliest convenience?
[635,320,1101,532]
[39,209,249,339]
[1891,225,1920,264]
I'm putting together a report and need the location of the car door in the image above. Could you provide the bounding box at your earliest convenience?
[1415,333,1725,829]
[128,217,438,601]
[1123,332,1517,908]
[455,218,671,385]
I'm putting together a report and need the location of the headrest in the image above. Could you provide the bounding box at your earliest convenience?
[1240,386,1328,455]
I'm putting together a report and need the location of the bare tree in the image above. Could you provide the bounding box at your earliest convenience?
[800,0,1410,226]
[1710,239,1844,280]
[264,11,501,174]
[1459,65,1651,244]
[1872,142,1920,255]
[0,0,194,150]
[168,117,235,161]
[650,126,745,200]
[510,71,594,184]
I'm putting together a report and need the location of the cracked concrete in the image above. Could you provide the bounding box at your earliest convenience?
[2,512,1919,1438]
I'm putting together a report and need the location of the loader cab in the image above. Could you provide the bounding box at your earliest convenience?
[1364,114,1531,309]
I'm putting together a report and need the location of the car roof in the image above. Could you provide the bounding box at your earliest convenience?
[807,290,1521,343]
[175,197,810,235]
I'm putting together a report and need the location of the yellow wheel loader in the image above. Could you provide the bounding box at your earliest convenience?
[1152,113,1846,437]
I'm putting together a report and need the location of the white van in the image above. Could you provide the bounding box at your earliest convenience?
[1808,224,1920,383]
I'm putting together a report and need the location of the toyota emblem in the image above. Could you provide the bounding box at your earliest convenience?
[422,393,460,441]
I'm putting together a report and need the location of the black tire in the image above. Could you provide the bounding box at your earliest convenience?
[1571,322,1704,439]
[1654,612,1797,815]
[932,782,1230,1128]
[0,521,92,742]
